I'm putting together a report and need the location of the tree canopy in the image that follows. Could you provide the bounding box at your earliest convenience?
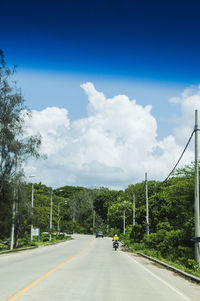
[0,50,42,240]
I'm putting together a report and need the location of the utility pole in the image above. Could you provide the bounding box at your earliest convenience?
[10,198,16,250]
[145,172,149,235]
[107,205,110,233]
[73,209,75,224]
[133,194,136,227]
[10,157,18,250]
[93,210,95,234]
[56,190,64,233]
[123,201,126,234]
[31,183,34,240]
[57,199,67,233]
[49,189,53,241]
[29,175,35,241]
[57,202,60,232]
[194,109,200,268]
[71,199,76,234]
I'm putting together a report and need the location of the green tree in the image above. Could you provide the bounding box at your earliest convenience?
[0,50,42,241]
[123,165,196,268]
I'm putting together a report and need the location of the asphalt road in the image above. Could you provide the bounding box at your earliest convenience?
[0,234,199,301]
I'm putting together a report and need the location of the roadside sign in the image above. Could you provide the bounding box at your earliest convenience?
[32,228,40,236]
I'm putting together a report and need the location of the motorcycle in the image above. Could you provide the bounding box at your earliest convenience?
[113,241,119,251]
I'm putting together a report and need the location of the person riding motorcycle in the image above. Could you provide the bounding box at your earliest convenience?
[112,234,119,248]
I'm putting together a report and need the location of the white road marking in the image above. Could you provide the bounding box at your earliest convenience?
[122,252,192,301]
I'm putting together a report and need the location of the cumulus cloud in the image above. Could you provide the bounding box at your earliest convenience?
[169,86,200,145]
[24,107,70,155]
[24,82,195,189]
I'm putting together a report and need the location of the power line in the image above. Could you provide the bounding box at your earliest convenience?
[143,129,196,203]
[162,129,195,183]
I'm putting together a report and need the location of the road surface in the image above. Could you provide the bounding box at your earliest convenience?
[0,234,199,300]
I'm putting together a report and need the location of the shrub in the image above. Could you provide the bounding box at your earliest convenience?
[130,223,144,242]
[57,233,65,240]
[40,233,49,242]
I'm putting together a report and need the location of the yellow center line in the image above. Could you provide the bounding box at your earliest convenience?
[8,238,95,300]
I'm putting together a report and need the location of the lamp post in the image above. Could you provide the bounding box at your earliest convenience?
[123,201,126,235]
[49,189,64,240]
[145,172,149,236]
[194,110,200,268]
[107,204,110,233]
[10,157,18,250]
[10,198,16,250]
[49,189,53,241]
[93,210,95,234]
[133,194,136,227]
[57,200,67,233]
[57,202,60,232]
[29,175,35,241]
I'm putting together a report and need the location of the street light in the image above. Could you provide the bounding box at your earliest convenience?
[29,175,35,241]
[107,204,110,233]
[49,188,53,241]
[49,189,63,241]
[133,194,136,227]
[145,172,149,236]
[123,201,126,235]
[57,200,68,233]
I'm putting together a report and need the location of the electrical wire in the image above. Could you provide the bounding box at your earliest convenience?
[162,129,195,183]
[143,129,196,202]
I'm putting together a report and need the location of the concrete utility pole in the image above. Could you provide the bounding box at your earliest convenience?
[49,189,53,241]
[57,199,67,232]
[56,190,64,233]
[31,183,34,240]
[10,198,16,250]
[145,172,149,236]
[194,109,200,268]
[73,209,75,224]
[107,205,110,233]
[133,194,136,227]
[10,157,18,250]
[57,202,60,232]
[29,175,35,241]
[123,201,126,234]
[93,210,95,234]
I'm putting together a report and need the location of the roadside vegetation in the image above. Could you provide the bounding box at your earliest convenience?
[118,164,200,277]
[0,233,71,251]
[2,165,199,279]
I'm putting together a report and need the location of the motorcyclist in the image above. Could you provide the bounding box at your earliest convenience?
[112,234,119,247]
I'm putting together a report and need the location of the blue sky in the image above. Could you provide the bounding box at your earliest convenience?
[1,0,200,82]
[1,0,200,188]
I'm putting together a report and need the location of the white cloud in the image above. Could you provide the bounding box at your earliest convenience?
[24,107,70,156]
[170,86,200,145]
[24,82,195,189]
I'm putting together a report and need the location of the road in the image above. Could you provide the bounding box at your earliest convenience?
[0,234,199,300]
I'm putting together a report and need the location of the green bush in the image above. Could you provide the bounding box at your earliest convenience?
[130,223,144,242]
[0,239,9,251]
[186,259,199,271]
[18,233,37,247]
[57,233,65,240]
[40,233,49,242]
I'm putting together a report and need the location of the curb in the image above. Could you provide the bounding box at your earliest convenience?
[0,246,36,255]
[0,238,72,255]
[136,252,200,284]
[39,239,72,247]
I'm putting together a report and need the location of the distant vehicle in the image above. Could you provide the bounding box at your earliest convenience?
[96,231,104,238]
